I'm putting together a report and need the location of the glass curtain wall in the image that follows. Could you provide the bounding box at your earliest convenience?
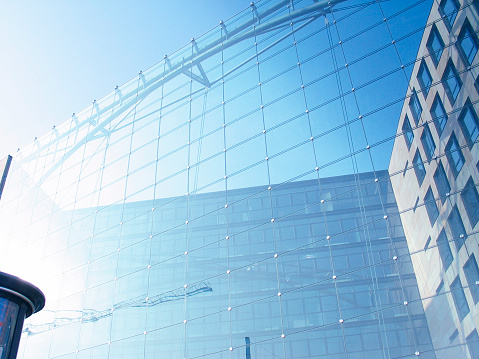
[0,0,467,357]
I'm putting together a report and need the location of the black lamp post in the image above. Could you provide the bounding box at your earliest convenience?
[0,272,45,359]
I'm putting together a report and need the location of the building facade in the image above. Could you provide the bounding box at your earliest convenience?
[0,0,466,357]
[389,0,479,357]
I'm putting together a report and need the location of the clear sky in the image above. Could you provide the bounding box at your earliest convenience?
[0,0,251,160]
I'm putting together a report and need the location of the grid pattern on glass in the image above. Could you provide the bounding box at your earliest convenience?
[433,161,451,204]
[417,60,433,96]
[464,254,479,304]
[424,187,439,225]
[442,60,462,104]
[445,133,465,177]
[413,149,426,185]
[420,124,435,161]
[431,94,448,135]
[436,229,453,270]
[439,0,459,28]
[450,275,470,321]
[0,0,451,358]
[459,100,479,146]
[402,115,414,149]
[447,205,466,250]
[458,19,479,66]
[409,90,423,123]
[461,177,479,228]
[427,24,445,65]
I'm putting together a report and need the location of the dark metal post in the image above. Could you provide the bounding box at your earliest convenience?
[245,337,251,359]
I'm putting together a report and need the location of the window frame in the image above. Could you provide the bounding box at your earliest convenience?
[459,100,479,148]
[418,60,433,96]
[437,229,453,270]
[402,116,414,149]
[433,161,451,204]
[420,123,436,161]
[413,149,426,185]
[424,186,439,225]
[439,0,460,29]
[457,19,479,66]
[427,24,445,66]
[447,205,467,250]
[450,275,470,321]
[445,133,465,178]
[464,255,479,304]
[430,94,448,135]
[442,60,462,104]
[461,177,479,228]
[409,90,423,124]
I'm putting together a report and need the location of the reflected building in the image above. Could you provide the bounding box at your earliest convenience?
[389,0,479,358]
[0,0,465,357]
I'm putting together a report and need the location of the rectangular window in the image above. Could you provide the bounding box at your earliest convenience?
[409,90,423,123]
[464,255,479,304]
[427,25,445,65]
[434,162,451,204]
[448,206,466,250]
[450,276,470,321]
[421,124,436,160]
[458,20,479,65]
[446,133,465,177]
[431,94,448,135]
[443,61,462,104]
[461,177,479,227]
[418,61,433,96]
[439,0,459,28]
[467,330,479,359]
[424,187,439,225]
[437,229,453,270]
[402,116,414,148]
[413,150,426,185]
[459,100,479,146]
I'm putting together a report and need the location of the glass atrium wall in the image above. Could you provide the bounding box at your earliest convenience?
[0,0,469,357]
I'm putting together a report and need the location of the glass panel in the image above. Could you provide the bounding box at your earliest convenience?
[450,276,470,321]
[445,133,464,177]
[461,177,479,227]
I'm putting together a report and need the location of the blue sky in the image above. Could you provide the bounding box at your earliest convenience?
[0,1,250,159]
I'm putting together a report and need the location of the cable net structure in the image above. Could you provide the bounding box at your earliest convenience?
[1,0,479,358]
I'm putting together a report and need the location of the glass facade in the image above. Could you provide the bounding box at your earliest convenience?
[2,0,479,357]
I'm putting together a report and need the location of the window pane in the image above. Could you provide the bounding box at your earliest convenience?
[418,61,433,96]
[434,161,451,204]
[440,0,459,27]
[461,177,479,227]
[421,124,436,160]
[464,255,479,304]
[458,21,479,65]
[467,330,479,358]
[437,229,453,270]
[447,205,466,250]
[446,133,465,177]
[413,150,426,185]
[431,94,448,134]
[450,276,470,321]
[427,25,445,65]
[459,101,479,146]
[409,90,423,123]
[443,61,462,103]
[402,116,414,148]
[424,187,439,225]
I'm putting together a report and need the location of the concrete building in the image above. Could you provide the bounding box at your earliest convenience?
[389,0,479,357]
